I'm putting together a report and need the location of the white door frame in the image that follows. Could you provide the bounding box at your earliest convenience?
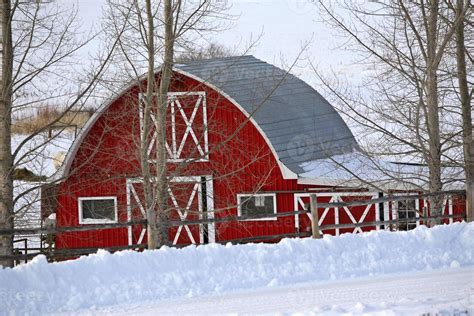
[126,175,215,246]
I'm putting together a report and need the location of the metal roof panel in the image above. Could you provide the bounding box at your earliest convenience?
[177,55,358,174]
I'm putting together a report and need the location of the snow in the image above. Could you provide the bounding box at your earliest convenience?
[12,133,75,178]
[78,267,474,315]
[13,181,42,251]
[1,222,473,314]
[11,133,75,252]
[299,150,466,190]
[4,2,472,314]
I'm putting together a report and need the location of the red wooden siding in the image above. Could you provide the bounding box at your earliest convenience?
[54,71,466,250]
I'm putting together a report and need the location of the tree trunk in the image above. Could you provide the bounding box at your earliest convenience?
[455,0,473,222]
[0,0,13,268]
[155,0,174,247]
[144,0,158,250]
[425,0,444,220]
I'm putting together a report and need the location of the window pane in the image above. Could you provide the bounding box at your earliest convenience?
[240,195,275,218]
[82,199,115,221]
[398,200,416,210]
[397,200,417,231]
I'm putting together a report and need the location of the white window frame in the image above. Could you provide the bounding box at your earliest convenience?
[237,193,277,221]
[395,199,418,231]
[78,196,118,225]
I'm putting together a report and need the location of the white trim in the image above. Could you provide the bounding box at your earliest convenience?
[293,192,379,235]
[78,196,118,225]
[448,195,453,224]
[139,91,209,163]
[374,200,381,230]
[205,176,215,243]
[126,179,147,244]
[175,69,297,179]
[297,177,364,188]
[390,193,420,230]
[168,182,199,245]
[125,175,215,246]
[296,176,424,191]
[126,181,133,245]
[383,201,390,230]
[294,196,300,232]
[52,67,297,182]
[171,175,203,183]
[237,193,278,221]
[415,199,421,227]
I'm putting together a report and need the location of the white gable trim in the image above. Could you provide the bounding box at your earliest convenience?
[51,67,297,182]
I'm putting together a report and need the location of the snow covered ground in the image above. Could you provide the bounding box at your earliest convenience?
[76,267,474,315]
[1,222,473,315]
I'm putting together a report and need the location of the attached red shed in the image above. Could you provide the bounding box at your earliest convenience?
[47,56,465,250]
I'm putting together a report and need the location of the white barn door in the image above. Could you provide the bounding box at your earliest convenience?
[140,91,209,163]
[126,176,215,246]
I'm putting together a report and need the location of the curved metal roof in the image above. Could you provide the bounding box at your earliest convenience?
[176,55,358,174]
[52,55,358,181]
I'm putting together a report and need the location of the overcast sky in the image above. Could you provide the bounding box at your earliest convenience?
[68,0,367,89]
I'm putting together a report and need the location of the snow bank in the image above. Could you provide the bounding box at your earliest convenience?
[1,223,473,314]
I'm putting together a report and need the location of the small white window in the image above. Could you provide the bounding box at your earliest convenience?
[237,193,277,221]
[397,200,417,231]
[78,197,118,224]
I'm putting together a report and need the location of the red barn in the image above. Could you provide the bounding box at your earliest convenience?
[45,56,465,250]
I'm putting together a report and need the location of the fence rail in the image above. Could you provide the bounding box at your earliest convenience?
[3,243,147,261]
[2,213,463,262]
[0,220,147,236]
[1,190,466,263]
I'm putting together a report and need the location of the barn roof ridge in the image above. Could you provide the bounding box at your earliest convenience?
[51,55,358,182]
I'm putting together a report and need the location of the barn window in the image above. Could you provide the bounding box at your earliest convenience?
[397,199,417,231]
[237,194,277,220]
[78,197,118,224]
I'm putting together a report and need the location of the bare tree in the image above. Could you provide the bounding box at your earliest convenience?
[0,0,123,267]
[175,42,234,63]
[0,0,15,268]
[103,0,232,249]
[452,0,473,221]
[311,1,470,220]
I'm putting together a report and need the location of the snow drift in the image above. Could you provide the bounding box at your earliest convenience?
[1,222,473,314]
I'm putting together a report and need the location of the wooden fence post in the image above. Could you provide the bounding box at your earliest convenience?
[467,183,473,223]
[310,194,322,239]
[467,137,474,222]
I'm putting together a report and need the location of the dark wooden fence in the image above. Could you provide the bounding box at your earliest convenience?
[0,190,466,264]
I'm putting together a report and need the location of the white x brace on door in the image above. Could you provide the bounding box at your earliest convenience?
[126,175,215,246]
[294,192,380,235]
[140,91,209,163]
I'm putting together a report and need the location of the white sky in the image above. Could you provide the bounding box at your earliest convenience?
[68,0,366,90]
